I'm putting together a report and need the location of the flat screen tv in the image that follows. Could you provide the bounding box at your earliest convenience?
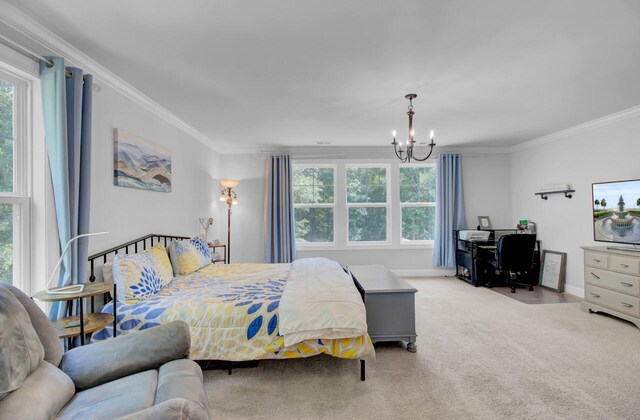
[592,179,640,245]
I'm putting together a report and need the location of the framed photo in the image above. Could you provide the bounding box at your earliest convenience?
[539,250,567,292]
[477,216,492,230]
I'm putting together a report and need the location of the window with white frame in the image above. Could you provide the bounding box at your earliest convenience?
[346,165,389,243]
[400,164,436,242]
[0,69,30,290]
[293,165,335,244]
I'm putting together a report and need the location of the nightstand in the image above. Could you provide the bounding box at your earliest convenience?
[208,243,227,264]
[33,282,117,347]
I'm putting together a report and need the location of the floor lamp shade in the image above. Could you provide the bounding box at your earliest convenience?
[220,179,240,189]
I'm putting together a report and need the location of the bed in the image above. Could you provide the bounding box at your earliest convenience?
[87,234,375,378]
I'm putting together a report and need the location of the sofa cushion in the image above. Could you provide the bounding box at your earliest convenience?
[0,361,74,420]
[0,285,45,400]
[61,321,190,390]
[57,370,158,420]
[2,284,64,366]
[155,359,208,416]
[116,398,210,420]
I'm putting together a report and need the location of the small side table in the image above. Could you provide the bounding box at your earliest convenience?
[33,282,117,347]
[208,243,227,264]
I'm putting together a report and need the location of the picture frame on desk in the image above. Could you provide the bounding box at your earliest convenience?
[539,250,567,292]
[478,216,492,230]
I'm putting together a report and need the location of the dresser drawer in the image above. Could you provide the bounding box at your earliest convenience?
[584,251,608,269]
[585,267,640,296]
[610,255,640,276]
[585,285,640,318]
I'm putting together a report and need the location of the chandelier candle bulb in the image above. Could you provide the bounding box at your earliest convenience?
[430,130,434,140]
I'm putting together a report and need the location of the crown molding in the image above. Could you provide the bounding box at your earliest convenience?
[0,2,223,153]
[509,104,640,153]
[221,144,512,157]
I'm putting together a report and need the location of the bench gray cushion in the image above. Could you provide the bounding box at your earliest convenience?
[0,286,45,400]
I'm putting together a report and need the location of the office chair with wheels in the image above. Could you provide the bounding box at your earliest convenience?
[486,234,537,293]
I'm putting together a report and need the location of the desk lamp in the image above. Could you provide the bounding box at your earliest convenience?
[46,231,109,294]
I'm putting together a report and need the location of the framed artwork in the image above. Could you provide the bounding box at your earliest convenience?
[539,250,567,292]
[114,129,172,193]
[477,216,492,230]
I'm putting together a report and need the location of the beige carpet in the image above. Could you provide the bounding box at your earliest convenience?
[488,285,583,304]
[203,278,640,419]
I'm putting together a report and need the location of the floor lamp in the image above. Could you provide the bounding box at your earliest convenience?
[219,179,239,263]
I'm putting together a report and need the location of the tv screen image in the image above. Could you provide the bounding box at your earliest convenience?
[592,179,640,245]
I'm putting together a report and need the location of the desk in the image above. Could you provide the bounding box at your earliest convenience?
[454,230,540,287]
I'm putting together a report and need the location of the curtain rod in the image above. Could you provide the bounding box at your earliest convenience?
[0,32,72,77]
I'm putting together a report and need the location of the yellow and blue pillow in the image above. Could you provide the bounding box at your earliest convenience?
[112,242,174,304]
[169,237,211,275]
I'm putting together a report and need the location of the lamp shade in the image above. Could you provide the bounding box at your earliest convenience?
[220,179,240,189]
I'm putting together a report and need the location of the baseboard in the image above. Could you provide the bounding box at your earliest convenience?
[563,285,584,298]
[392,269,453,278]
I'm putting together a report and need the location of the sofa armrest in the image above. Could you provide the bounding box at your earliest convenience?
[60,320,190,390]
[116,398,209,420]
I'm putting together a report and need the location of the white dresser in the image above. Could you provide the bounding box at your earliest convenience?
[582,246,640,328]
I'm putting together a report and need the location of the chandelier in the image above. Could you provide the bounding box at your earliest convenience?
[391,93,436,162]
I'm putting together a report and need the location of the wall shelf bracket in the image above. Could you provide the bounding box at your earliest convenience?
[534,190,574,200]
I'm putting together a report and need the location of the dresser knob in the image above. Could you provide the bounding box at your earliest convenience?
[590,293,600,298]
[621,282,633,287]
[620,264,630,268]
[621,302,634,308]
[593,259,601,263]
[590,272,600,279]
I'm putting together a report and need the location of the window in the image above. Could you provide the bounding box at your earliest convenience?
[400,165,436,242]
[0,70,30,289]
[346,165,389,243]
[293,165,335,244]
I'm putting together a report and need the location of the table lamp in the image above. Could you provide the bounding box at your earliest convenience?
[46,231,109,294]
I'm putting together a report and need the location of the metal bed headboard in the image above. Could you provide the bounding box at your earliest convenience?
[87,233,189,282]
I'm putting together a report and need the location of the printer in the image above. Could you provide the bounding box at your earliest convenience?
[458,230,491,241]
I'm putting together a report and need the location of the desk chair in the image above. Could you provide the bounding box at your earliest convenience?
[486,234,537,293]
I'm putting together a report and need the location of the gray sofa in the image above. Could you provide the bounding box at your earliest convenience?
[0,284,210,419]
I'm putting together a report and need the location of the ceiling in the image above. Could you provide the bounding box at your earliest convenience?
[6,0,640,151]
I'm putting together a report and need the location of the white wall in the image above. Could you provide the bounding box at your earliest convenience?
[510,112,640,296]
[0,45,222,292]
[462,153,512,230]
[217,147,513,274]
[88,85,221,256]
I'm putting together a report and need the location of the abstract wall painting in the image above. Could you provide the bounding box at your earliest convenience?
[113,129,172,193]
